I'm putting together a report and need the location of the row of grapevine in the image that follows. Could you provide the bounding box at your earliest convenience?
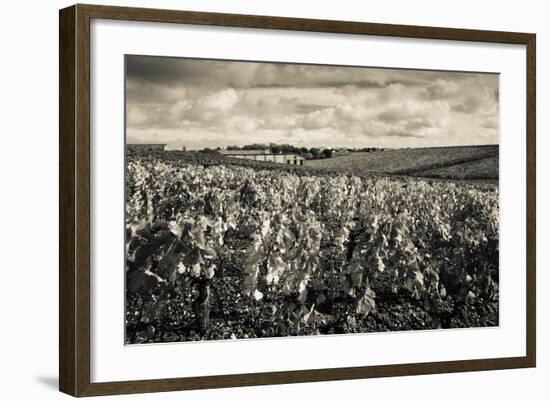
[125,155,499,342]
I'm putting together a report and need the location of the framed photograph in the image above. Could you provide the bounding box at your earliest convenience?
[59,4,536,397]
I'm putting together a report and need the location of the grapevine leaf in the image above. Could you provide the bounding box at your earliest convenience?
[266,254,287,285]
[356,287,376,316]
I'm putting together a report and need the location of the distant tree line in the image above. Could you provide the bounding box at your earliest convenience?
[355,147,385,153]
[199,143,385,158]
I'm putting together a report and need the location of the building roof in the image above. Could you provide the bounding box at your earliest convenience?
[219,150,304,158]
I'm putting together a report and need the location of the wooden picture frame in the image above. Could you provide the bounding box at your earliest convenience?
[59,3,536,397]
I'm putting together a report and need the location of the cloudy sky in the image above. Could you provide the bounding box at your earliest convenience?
[126,55,499,150]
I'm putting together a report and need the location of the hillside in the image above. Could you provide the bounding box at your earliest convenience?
[305,145,499,180]
[415,155,499,180]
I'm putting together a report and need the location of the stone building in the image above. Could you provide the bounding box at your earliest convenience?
[219,149,305,166]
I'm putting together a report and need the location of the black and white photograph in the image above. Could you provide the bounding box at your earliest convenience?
[124,55,500,344]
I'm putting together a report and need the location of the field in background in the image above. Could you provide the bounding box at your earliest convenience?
[127,145,499,184]
[415,155,499,180]
[305,145,499,181]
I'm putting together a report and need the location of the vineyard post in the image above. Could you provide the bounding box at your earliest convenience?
[192,277,211,335]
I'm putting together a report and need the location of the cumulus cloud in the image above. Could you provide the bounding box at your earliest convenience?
[125,55,499,149]
[420,79,460,100]
[199,88,238,111]
[302,108,336,130]
[227,115,265,133]
[451,96,480,113]
[480,116,499,129]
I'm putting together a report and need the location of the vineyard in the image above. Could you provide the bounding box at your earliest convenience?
[305,145,499,181]
[125,154,499,344]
